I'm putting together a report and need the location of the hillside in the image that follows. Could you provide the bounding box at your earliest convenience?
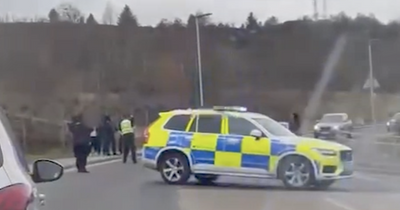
[0,13,399,124]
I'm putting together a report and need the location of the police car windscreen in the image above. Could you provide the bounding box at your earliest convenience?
[252,117,295,137]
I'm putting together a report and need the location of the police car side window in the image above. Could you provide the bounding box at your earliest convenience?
[164,115,191,131]
[228,117,258,136]
[189,115,221,134]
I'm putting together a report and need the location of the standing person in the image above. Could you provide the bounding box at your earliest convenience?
[289,112,301,135]
[119,114,137,164]
[90,126,100,155]
[99,115,117,156]
[68,114,92,173]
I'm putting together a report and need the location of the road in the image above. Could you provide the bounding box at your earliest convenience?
[38,159,400,210]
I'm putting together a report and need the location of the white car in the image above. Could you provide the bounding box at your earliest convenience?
[0,110,63,210]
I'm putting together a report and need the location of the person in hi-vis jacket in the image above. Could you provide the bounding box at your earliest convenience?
[119,114,137,164]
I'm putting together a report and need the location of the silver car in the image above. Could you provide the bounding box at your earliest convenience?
[0,110,63,210]
[314,113,353,140]
[386,112,400,135]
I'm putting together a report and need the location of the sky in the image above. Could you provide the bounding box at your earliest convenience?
[0,0,399,25]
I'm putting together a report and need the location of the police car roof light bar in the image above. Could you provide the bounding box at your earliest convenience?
[213,106,247,112]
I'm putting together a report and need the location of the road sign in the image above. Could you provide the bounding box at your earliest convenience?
[363,77,380,89]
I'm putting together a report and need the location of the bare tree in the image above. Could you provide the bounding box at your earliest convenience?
[102,1,116,25]
[56,3,84,23]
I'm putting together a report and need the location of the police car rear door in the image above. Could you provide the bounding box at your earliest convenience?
[188,114,222,172]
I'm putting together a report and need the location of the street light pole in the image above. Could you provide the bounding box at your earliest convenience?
[194,13,212,107]
[368,39,379,126]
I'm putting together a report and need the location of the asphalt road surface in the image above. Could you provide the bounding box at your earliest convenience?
[38,159,400,210]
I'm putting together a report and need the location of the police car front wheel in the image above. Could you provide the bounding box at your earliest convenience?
[159,152,191,184]
[279,156,314,189]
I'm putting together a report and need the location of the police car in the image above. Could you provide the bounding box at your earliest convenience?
[0,110,64,210]
[142,106,353,190]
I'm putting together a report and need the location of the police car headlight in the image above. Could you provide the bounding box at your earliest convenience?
[314,125,320,130]
[313,148,337,156]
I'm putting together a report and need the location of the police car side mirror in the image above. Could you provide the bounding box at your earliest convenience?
[250,129,262,140]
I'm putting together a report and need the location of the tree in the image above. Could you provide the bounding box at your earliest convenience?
[156,19,170,28]
[264,16,279,26]
[56,3,84,23]
[172,18,184,29]
[245,12,260,32]
[117,5,138,27]
[48,8,60,23]
[102,1,116,25]
[86,13,98,24]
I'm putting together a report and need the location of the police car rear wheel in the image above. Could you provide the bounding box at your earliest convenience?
[160,153,190,185]
[194,174,219,184]
[280,156,313,189]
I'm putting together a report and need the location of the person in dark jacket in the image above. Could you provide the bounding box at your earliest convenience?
[99,115,117,156]
[68,114,92,173]
[289,113,301,135]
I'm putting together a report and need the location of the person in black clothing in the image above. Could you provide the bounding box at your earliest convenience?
[99,115,117,156]
[68,114,92,173]
[289,112,301,135]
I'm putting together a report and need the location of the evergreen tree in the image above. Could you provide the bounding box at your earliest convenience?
[48,8,60,23]
[86,13,98,24]
[187,14,196,27]
[245,12,260,32]
[117,5,138,27]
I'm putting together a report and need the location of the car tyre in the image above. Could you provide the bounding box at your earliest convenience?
[279,155,314,189]
[194,174,219,184]
[313,180,335,190]
[159,152,191,185]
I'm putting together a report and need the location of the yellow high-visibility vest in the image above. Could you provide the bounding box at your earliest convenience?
[120,119,133,135]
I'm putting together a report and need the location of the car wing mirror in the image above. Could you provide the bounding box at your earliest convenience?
[250,129,262,140]
[31,159,64,183]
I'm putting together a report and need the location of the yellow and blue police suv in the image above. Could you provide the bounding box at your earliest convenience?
[141,106,353,190]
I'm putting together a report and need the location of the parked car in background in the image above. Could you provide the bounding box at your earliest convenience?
[314,113,353,140]
[386,112,400,135]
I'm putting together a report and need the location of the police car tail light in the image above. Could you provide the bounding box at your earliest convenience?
[0,183,32,210]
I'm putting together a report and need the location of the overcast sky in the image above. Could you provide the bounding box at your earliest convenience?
[0,0,399,25]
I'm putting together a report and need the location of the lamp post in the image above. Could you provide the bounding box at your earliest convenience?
[194,13,212,107]
[367,39,379,126]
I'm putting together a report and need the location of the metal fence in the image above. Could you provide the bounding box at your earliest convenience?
[5,112,70,153]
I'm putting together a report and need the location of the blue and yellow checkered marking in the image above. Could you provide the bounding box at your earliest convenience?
[143,131,297,170]
[167,132,193,148]
[143,147,162,160]
[271,139,296,156]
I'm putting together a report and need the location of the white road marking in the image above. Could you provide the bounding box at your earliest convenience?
[324,197,357,210]
[64,159,121,173]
